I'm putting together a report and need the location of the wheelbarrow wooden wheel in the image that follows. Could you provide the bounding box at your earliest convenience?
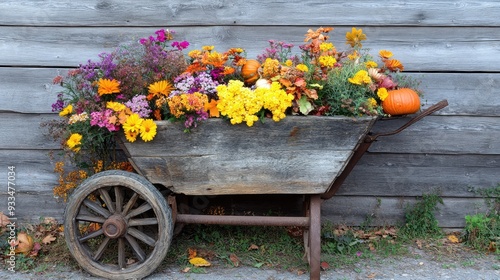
[64,170,173,280]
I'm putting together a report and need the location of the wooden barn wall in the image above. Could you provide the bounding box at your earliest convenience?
[1,0,499,229]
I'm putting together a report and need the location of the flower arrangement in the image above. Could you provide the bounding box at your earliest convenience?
[46,27,421,197]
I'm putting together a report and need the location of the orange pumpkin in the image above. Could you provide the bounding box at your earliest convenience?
[382,88,421,115]
[241,59,261,85]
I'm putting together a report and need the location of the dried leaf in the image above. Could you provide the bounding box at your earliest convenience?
[188,248,197,259]
[447,234,459,243]
[368,243,376,251]
[182,267,191,273]
[42,217,58,226]
[0,212,10,227]
[189,257,211,267]
[320,261,330,271]
[367,272,377,278]
[229,253,240,267]
[415,239,423,249]
[42,234,56,245]
[15,232,34,255]
[489,242,497,252]
[248,244,259,250]
[127,258,136,265]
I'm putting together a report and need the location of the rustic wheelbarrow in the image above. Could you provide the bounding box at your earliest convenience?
[63,100,448,280]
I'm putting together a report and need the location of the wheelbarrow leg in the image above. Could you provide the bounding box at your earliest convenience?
[309,194,322,280]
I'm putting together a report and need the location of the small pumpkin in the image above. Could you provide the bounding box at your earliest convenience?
[241,59,261,85]
[255,78,271,89]
[382,88,421,115]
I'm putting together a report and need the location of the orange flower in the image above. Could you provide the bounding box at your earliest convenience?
[345,27,367,48]
[384,59,404,71]
[148,80,173,100]
[97,78,120,96]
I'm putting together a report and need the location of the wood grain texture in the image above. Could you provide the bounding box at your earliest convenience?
[122,117,376,195]
[1,0,500,27]
[2,26,500,72]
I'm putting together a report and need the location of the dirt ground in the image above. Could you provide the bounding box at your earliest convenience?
[2,243,499,280]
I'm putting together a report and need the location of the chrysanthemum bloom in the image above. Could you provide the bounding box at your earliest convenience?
[348,70,372,85]
[140,119,157,142]
[97,78,120,96]
[123,113,143,133]
[59,104,73,117]
[365,61,378,69]
[148,80,173,100]
[296,64,309,72]
[345,27,367,48]
[66,133,82,152]
[377,88,389,101]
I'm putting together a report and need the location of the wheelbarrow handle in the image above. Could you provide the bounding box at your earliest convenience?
[366,99,448,142]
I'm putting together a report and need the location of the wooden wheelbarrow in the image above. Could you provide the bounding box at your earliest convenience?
[64,100,448,279]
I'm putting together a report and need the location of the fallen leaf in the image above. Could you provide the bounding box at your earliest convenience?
[368,243,376,251]
[127,258,136,265]
[447,234,459,243]
[367,272,377,278]
[182,267,191,273]
[42,234,57,245]
[188,248,197,259]
[15,232,34,255]
[42,217,58,226]
[229,253,240,267]
[0,212,10,227]
[489,242,497,252]
[320,261,330,271]
[189,257,211,267]
[248,244,259,250]
[415,239,423,249]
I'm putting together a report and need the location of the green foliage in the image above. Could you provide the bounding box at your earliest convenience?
[400,192,444,240]
[462,184,500,252]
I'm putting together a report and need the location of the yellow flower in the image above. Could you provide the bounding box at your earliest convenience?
[285,59,293,67]
[59,104,73,117]
[318,56,337,68]
[148,80,173,99]
[140,119,157,142]
[377,88,389,101]
[123,113,143,133]
[188,49,201,58]
[347,51,359,61]
[348,70,372,85]
[106,101,126,112]
[345,27,367,48]
[296,64,309,72]
[379,50,393,59]
[365,61,378,69]
[97,78,120,96]
[320,42,334,52]
[368,97,377,107]
[202,45,214,51]
[124,130,138,143]
[66,133,82,152]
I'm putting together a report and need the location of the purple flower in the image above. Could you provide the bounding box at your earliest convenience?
[125,95,152,118]
[171,41,190,51]
[51,93,65,112]
[155,29,166,42]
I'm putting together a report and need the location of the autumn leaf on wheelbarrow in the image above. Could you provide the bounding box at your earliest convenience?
[189,257,211,267]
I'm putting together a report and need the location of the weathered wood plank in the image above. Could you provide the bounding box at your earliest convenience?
[0,113,60,150]
[123,117,376,195]
[2,26,500,72]
[322,196,489,228]
[339,153,500,197]
[0,68,64,114]
[369,115,500,155]
[2,69,499,117]
[1,0,500,27]
[0,192,65,225]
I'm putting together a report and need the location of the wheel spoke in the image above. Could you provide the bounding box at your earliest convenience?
[76,214,106,223]
[83,199,111,218]
[98,188,115,213]
[128,218,158,227]
[122,193,139,216]
[118,237,126,269]
[128,228,156,247]
[114,187,124,214]
[125,202,152,219]
[79,228,104,243]
[92,236,110,261]
[125,234,146,262]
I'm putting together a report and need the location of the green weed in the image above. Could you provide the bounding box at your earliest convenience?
[399,192,444,240]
